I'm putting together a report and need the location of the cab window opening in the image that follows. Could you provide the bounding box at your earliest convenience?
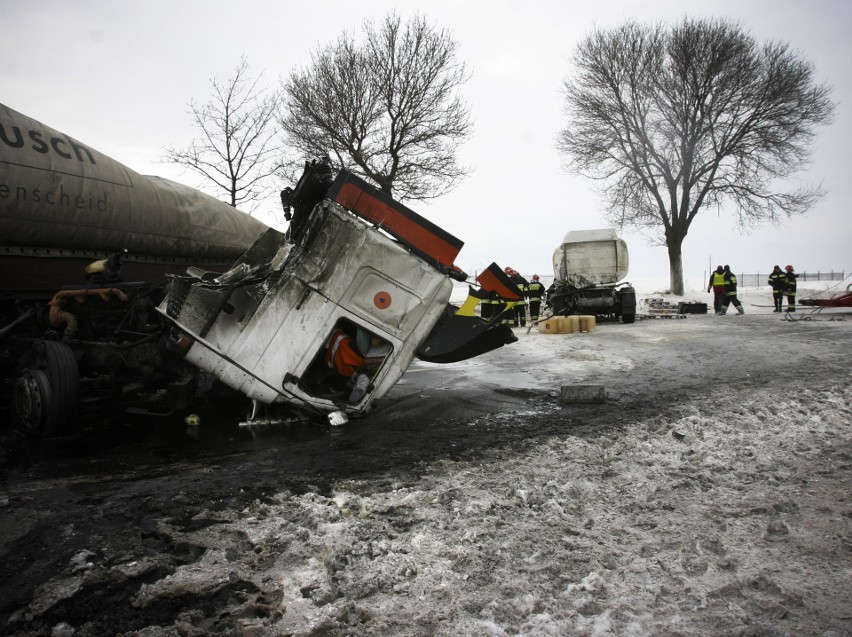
[298,318,392,403]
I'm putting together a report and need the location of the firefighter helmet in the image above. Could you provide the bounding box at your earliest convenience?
[532,274,540,281]
[785,264,794,271]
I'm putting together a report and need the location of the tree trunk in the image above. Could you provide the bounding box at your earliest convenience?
[667,240,685,296]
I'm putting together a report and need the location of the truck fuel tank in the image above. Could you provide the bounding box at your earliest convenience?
[552,229,629,287]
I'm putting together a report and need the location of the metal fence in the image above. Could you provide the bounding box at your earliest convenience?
[737,271,845,287]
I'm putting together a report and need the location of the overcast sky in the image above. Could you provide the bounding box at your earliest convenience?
[3,0,850,288]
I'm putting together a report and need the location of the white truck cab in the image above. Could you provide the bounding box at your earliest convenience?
[160,163,517,424]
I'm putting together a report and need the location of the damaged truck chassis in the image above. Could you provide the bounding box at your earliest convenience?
[1,279,202,435]
[1,159,517,433]
[159,164,517,427]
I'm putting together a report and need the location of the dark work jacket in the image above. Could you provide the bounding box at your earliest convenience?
[526,281,546,300]
[768,270,786,291]
[723,271,738,297]
[785,272,798,293]
[510,274,529,306]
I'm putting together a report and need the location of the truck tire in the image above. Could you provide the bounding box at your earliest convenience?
[618,287,636,324]
[12,341,79,436]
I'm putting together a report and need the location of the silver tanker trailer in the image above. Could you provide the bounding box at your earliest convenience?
[0,102,267,434]
[548,228,636,324]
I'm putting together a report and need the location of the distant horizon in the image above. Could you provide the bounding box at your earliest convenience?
[450,273,848,301]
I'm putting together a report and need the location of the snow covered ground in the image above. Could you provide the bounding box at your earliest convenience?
[157,379,850,636]
[3,281,851,636]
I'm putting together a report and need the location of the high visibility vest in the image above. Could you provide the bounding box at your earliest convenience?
[711,272,726,290]
[324,329,364,378]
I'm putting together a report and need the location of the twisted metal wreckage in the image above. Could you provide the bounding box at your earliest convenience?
[1,100,521,432]
[159,159,521,426]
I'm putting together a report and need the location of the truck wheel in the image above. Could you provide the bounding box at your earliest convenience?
[13,369,53,434]
[621,313,636,324]
[12,341,79,436]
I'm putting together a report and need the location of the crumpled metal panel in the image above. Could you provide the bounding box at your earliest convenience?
[163,201,452,413]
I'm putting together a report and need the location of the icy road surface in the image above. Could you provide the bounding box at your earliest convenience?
[1,287,850,636]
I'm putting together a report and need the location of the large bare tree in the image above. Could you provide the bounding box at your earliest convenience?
[557,18,834,294]
[165,56,281,212]
[280,13,472,200]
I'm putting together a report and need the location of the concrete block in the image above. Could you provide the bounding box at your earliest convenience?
[560,384,606,404]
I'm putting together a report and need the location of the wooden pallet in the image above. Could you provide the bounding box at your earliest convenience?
[638,312,687,320]
[640,298,687,319]
[648,308,678,314]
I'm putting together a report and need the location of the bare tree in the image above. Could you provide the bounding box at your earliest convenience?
[557,18,834,294]
[165,56,281,212]
[280,13,472,200]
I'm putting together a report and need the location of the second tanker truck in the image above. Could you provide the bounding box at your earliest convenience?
[547,228,636,324]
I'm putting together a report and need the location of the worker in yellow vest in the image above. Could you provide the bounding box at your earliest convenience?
[707,265,726,315]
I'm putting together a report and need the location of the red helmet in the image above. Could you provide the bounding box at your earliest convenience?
[785,265,794,271]
[532,274,540,281]
[504,266,512,275]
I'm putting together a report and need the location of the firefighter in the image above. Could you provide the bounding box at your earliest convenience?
[526,274,546,322]
[490,290,503,322]
[784,265,799,312]
[493,291,509,326]
[768,265,786,312]
[720,265,745,315]
[707,265,726,315]
[479,289,493,321]
[508,268,529,327]
[497,267,516,327]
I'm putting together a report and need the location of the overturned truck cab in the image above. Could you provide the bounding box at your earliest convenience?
[160,163,517,425]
